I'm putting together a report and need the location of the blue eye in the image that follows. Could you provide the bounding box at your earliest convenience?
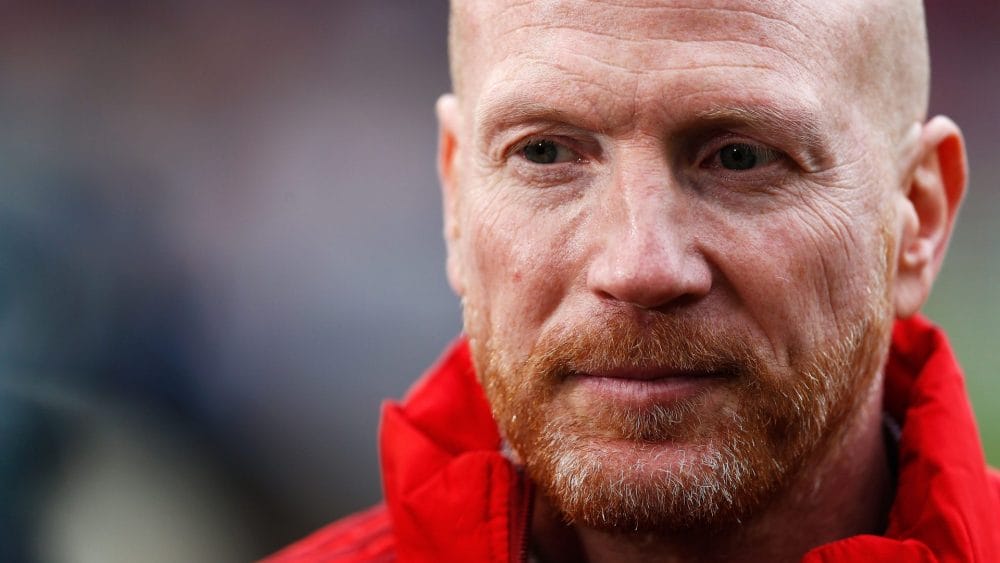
[717,143,780,170]
[522,139,575,164]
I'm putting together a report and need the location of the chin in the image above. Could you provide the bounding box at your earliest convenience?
[524,409,790,533]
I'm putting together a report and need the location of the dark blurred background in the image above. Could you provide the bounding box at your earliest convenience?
[0,2,995,562]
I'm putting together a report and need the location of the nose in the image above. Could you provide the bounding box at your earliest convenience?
[586,157,712,310]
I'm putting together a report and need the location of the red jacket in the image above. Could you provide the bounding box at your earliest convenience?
[266,316,1000,562]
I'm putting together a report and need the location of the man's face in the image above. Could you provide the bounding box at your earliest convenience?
[444,0,905,531]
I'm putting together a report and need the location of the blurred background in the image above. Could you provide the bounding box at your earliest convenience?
[0,2,995,562]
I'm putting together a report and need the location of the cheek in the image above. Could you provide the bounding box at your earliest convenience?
[458,193,584,349]
[707,199,887,359]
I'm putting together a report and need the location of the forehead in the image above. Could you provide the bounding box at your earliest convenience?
[458,0,866,131]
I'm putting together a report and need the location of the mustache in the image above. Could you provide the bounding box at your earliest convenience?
[522,311,766,382]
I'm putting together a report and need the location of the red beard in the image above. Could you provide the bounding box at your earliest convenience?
[468,307,890,532]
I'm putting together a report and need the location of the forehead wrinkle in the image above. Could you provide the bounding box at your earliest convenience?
[599,1,813,47]
[451,0,902,98]
[482,11,822,92]
[487,1,814,44]
[472,50,639,133]
[556,42,784,75]
[453,1,846,108]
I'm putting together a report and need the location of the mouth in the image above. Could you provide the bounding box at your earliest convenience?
[565,367,732,406]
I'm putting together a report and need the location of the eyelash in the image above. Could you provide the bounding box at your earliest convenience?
[704,142,782,167]
[509,137,583,163]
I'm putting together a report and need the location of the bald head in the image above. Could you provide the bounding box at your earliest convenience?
[448,0,929,144]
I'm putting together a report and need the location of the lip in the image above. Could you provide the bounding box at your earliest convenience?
[566,369,728,405]
[581,366,717,381]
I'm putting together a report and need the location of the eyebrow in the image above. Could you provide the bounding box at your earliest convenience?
[475,95,596,148]
[689,104,831,170]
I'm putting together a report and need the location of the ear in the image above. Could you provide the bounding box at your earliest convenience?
[437,93,465,296]
[893,116,967,318]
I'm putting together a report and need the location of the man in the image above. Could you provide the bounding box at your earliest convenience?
[268,0,999,561]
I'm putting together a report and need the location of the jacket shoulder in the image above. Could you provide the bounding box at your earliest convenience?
[261,504,395,562]
[992,466,1000,504]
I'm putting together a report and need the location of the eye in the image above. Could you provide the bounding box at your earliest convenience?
[520,139,577,164]
[714,143,781,171]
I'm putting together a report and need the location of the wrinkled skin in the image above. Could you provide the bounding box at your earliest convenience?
[438,1,966,561]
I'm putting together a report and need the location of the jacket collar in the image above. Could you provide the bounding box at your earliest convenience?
[379,339,528,562]
[805,315,1000,560]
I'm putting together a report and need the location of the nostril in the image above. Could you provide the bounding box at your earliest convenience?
[587,250,713,311]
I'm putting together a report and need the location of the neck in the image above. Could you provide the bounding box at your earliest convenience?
[530,385,894,563]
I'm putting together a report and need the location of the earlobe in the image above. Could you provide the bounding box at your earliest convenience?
[893,116,967,318]
[437,93,465,296]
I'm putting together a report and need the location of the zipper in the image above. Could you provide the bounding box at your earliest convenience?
[508,466,534,563]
